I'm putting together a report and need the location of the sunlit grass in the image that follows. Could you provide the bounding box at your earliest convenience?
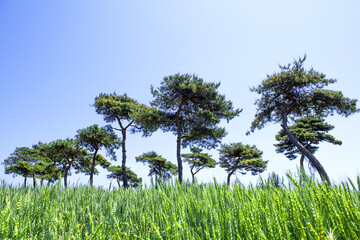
[0,175,360,239]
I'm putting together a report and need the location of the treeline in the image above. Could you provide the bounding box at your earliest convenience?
[3,56,359,187]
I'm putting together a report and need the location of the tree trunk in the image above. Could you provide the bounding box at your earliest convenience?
[117,178,121,188]
[89,149,98,186]
[227,169,236,186]
[190,166,195,183]
[227,173,232,186]
[299,154,305,171]
[175,100,184,184]
[121,128,129,188]
[176,133,183,184]
[280,110,330,182]
[63,163,71,188]
[33,174,37,188]
[24,176,27,187]
[64,171,68,188]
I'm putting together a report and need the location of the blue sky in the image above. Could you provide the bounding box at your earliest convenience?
[1,0,359,187]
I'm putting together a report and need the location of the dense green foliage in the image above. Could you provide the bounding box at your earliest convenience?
[94,93,161,187]
[219,143,268,185]
[151,73,241,183]
[1,177,360,239]
[275,116,342,160]
[249,55,359,182]
[275,116,342,171]
[3,147,38,187]
[182,147,216,183]
[76,125,120,186]
[107,166,142,188]
[35,139,93,187]
[136,151,177,180]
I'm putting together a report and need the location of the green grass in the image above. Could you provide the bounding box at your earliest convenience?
[1,176,360,239]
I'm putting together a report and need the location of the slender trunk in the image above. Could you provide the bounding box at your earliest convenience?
[64,171,68,188]
[89,149,98,186]
[33,174,36,188]
[176,99,184,184]
[227,169,237,186]
[280,109,330,182]
[121,129,129,188]
[64,163,71,188]
[24,176,27,187]
[117,178,121,188]
[41,178,44,187]
[176,133,183,184]
[300,154,305,171]
[190,165,195,183]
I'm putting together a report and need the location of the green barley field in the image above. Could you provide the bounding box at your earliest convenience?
[1,175,360,239]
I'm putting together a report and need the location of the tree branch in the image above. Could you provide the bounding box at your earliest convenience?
[125,120,135,130]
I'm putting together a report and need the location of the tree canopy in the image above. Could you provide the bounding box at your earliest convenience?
[3,147,38,187]
[249,56,358,182]
[107,166,142,188]
[94,93,161,188]
[34,139,92,187]
[219,143,268,185]
[76,124,120,186]
[136,151,177,180]
[181,147,216,183]
[151,73,241,183]
[274,116,342,171]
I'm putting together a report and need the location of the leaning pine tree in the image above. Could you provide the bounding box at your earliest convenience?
[151,73,241,183]
[248,56,359,182]
[274,116,342,172]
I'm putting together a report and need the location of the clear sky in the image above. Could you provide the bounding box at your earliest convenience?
[1,0,359,187]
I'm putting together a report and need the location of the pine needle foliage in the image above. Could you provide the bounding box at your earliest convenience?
[275,116,342,172]
[107,166,142,188]
[249,55,359,182]
[275,116,342,160]
[136,151,177,180]
[219,142,268,185]
[182,147,216,183]
[94,93,162,188]
[151,73,241,183]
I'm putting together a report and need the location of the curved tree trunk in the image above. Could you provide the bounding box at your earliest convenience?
[227,173,232,186]
[121,128,129,188]
[227,169,236,186]
[89,149,98,186]
[280,110,330,182]
[190,166,195,183]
